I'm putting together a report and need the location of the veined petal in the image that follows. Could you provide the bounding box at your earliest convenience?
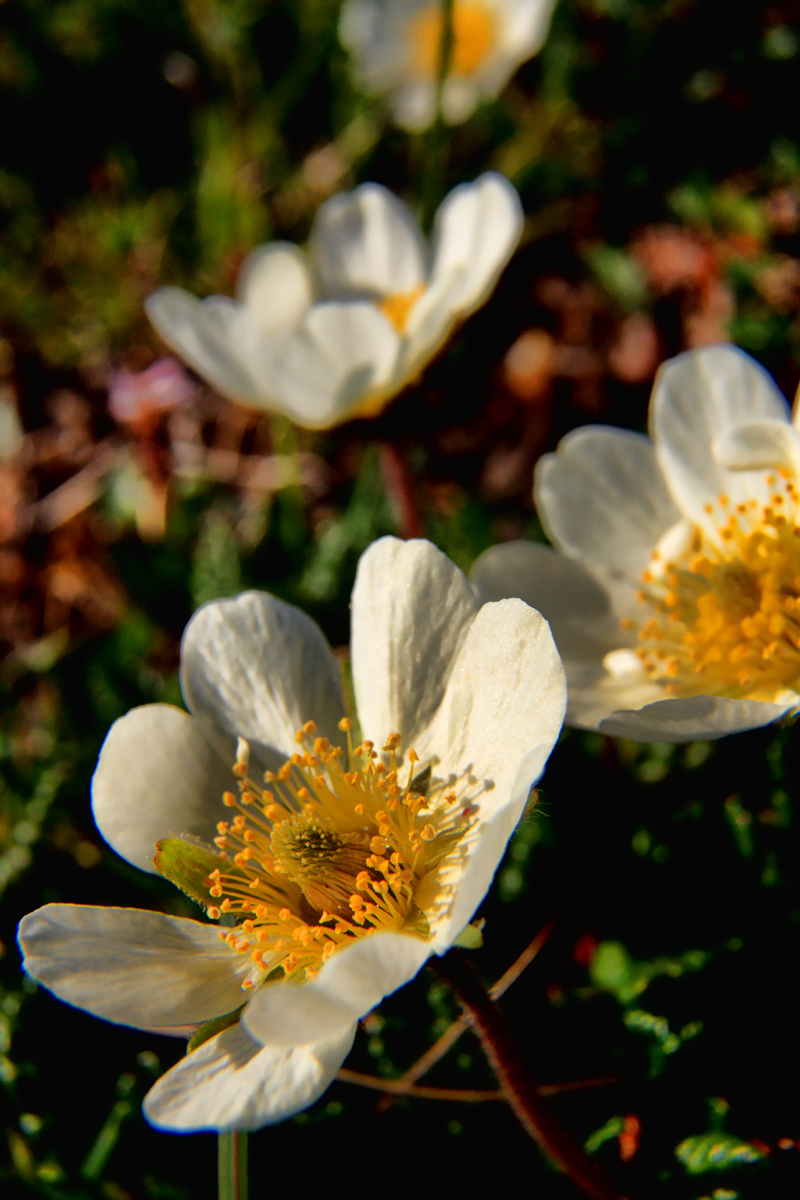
[350,536,478,751]
[418,598,565,948]
[91,704,231,873]
[429,173,523,314]
[144,289,274,407]
[18,905,249,1028]
[181,591,345,774]
[266,302,401,429]
[470,539,621,665]
[237,243,314,335]
[652,344,791,532]
[535,426,680,613]
[712,418,800,475]
[598,695,796,743]
[144,1021,355,1132]
[242,932,430,1047]
[311,184,427,299]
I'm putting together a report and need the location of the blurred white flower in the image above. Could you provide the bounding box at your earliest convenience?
[340,0,556,130]
[18,537,565,1131]
[473,344,800,743]
[145,172,522,429]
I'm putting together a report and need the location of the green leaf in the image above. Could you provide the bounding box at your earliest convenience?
[676,1132,765,1175]
[452,919,484,949]
[590,940,709,1004]
[155,837,224,906]
[585,1116,625,1154]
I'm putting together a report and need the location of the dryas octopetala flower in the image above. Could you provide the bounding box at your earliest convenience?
[18,537,565,1131]
[472,343,800,743]
[145,173,522,429]
[339,0,556,131]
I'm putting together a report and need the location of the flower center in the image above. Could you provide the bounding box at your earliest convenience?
[378,286,426,333]
[630,472,800,700]
[202,722,474,986]
[408,1,497,79]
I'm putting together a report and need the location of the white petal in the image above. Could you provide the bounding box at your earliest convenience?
[18,905,248,1028]
[419,598,566,948]
[144,1021,355,1132]
[534,426,680,613]
[91,704,231,874]
[390,80,437,132]
[350,537,478,750]
[145,289,274,407]
[236,243,314,335]
[441,76,482,125]
[712,418,800,475]
[429,173,523,314]
[181,591,345,774]
[561,671,666,732]
[311,184,427,299]
[266,301,401,428]
[470,540,620,664]
[651,344,790,531]
[400,268,471,378]
[598,695,796,743]
[243,932,429,1047]
[499,0,556,55]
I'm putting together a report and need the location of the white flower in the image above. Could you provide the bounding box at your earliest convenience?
[472,343,800,743]
[145,173,522,429]
[18,537,565,1131]
[339,0,556,131]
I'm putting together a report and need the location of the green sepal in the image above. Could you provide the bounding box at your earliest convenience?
[155,836,225,906]
[452,919,484,949]
[187,1007,245,1055]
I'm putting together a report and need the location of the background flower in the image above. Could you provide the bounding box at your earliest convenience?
[145,173,522,429]
[18,537,565,1131]
[473,344,800,742]
[339,0,556,130]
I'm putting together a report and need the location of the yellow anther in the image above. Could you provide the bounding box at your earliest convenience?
[420,824,437,841]
[241,791,255,806]
[303,721,316,735]
[339,717,352,731]
[223,792,237,807]
[279,907,292,921]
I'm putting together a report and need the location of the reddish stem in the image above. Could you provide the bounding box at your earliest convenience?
[433,951,630,1200]
[379,442,422,539]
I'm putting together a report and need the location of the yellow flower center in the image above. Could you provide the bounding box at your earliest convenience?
[409,1,497,78]
[630,471,800,700]
[204,721,475,986]
[378,285,426,333]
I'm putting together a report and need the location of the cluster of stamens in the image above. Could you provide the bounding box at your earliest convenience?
[628,471,800,700]
[204,720,474,986]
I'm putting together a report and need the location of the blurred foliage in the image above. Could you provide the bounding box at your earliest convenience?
[2,0,800,1196]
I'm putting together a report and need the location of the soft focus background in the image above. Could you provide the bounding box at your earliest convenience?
[2,0,800,1195]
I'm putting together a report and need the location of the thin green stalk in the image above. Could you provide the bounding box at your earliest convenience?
[218,1131,248,1200]
[418,0,455,231]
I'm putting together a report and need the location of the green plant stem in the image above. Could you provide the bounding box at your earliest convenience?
[419,0,454,230]
[218,1131,248,1200]
[433,950,629,1200]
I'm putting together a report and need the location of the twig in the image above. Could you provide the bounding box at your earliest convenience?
[337,1068,617,1102]
[434,950,629,1200]
[378,920,555,1111]
[379,442,423,539]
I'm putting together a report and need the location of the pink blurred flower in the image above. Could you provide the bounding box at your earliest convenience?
[108,359,195,427]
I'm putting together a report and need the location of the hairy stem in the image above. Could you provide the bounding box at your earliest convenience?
[434,950,629,1200]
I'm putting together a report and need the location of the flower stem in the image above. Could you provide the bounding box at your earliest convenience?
[434,950,629,1200]
[418,0,454,231]
[380,442,423,539]
[218,1131,248,1200]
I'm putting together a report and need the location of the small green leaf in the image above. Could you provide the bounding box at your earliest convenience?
[676,1133,766,1175]
[187,1007,244,1054]
[585,1116,625,1154]
[155,837,224,906]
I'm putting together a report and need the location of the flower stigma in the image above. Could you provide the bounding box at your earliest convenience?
[408,2,497,78]
[629,472,800,700]
[200,721,480,987]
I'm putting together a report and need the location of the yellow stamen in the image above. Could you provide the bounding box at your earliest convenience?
[409,1,497,78]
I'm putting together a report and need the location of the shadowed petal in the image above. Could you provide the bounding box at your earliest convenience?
[311,184,427,298]
[237,243,314,335]
[242,932,430,1047]
[91,704,231,873]
[18,905,249,1028]
[598,695,796,743]
[181,591,345,774]
[351,537,478,751]
[144,1021,356,1132]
